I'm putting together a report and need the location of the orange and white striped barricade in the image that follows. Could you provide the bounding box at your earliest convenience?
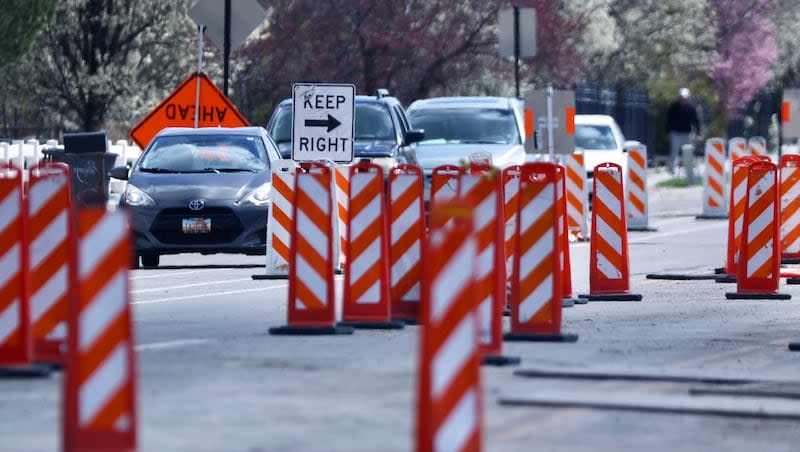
[698,138,728,219]
[580,163,642,301]
[748,136,768,158]
[718,156,760,282]
[269,162,354,335]
[625,143,655,231]
[780,155,800,264]
[339,162,404,329]
[459,163,519,365]
[729,137,748,163]
[388,164,426,324]
[416,200,482,452]
[554,164,579,307]
[0,163,39,373]
[726,161,790,299]
[334,164,350,273]
[64,208,137,451]
[503,166,521,290]
[253,160,297,280]
[28,162,74,364]
[429,165,461,229]
[505,162,578,342]
[565,152,588,240]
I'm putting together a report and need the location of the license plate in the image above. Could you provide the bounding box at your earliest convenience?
[182,218,211,234]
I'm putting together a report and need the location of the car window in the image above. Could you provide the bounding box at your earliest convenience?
[354,104,395,141]
[271,107,292,143]
[575,125,618,151]
[408,108,520,145]
[139,134,270,172]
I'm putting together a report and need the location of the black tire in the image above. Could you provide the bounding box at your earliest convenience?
[141,254,160,268]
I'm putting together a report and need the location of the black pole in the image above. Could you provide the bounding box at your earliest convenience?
[223,0,231,96]
[514,6,520,99]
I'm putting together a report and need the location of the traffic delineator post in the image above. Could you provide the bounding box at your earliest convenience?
[459,163,520,366]
[28,162,74,365]
[697,138,728,219]
[718,157,760,283]
[726,161,790,300]
[505,162,578,342]
[625,143,655,231]
[388,164,426,324]
[253,160,297,280]
[416,199,482,452]
[334,164,350,273]
[554,164,579,307]
[339,162,404,329]
[748,136,767,158]
[779,155,800,264]
[503,166,521,292]
[580,163,642,301]
[729,137,748,163]
[270,162,354,335]
[565,152,589,241]
[64,208,137,451]
[429,165,461,230]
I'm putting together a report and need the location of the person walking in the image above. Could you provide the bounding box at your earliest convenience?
[666,88,701,174]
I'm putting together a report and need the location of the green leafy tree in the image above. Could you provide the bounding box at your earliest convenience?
[0,0,56,66]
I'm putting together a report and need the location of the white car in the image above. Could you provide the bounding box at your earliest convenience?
[406,96,527,176]
[575,114,628,202]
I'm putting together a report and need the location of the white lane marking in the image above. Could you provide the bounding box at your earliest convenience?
[131,270,221,280]
[131,278,254,294]
[135,338,213,351]
[133,284,288,305]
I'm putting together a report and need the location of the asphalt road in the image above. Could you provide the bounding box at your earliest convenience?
[4,179,800,451]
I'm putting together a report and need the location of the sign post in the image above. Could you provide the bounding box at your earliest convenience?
[498,7,537,98]
[291,83,356,163]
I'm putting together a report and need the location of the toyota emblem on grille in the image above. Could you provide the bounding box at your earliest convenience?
[188,199,205,211]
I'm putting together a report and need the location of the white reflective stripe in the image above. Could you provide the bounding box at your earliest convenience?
[350,172,375,199]
[433,180,457,202]
[48,322,66,340]
[432,314,475,398]
[628,182,646,202]
[391,200,420,246]
[294,255,327,309]
[747,206,774,243]
[473,192,495,233]
[504,177,519,202]
[29,176,66,216]
[0,187,20,234]
[431,240,475,323]
[30,211,67,270]
[0,299,19,344]
[0,243,20,290]
[297,174,330,216]
[79,271,126,351]
[80,213,125,279]
[296,210,328,261]
[787,236,800,254]
[350,238,380,280]
[355,280,381,304]
[434,388,478,452]
[747,239,773,278]
[782,168,796,184]
[80,342,128,426]
[596,216,622,253]
[459,175,479,197]
[391,175,416,203]
[520,274,552,323]
[475,244,494,281]
[733,178,747,205]
[478,295,492,344]
[748,173,774,206]
[519,229,553,277]
[350,197,380,240]
[782,210,800,235]
[597,252,622,279]
[519,184,554,235]
[391,239,420,283]
[565,177,581,197]
[595,178,621,220]
[401,281,420,301]
[734,216,743,238]
[271,217,290,247]
[31,264,67,322]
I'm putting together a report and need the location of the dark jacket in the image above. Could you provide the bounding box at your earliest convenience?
[666,100,700,134]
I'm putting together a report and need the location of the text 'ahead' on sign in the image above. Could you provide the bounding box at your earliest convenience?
[129,71,249,149]
[292,83,355,163]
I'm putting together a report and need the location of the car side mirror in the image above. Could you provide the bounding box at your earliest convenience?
[404,129,425,146]
[110,165,129,181]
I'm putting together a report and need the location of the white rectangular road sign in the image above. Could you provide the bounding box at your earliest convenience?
[292,83,355,163]
[524,89,575,155]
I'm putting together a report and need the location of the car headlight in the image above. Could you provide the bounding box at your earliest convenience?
[124,183,157,207]
[236,182,272,206]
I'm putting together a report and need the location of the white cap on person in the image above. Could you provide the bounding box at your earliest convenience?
[679,87,690,98]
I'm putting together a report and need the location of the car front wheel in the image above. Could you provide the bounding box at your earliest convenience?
[141,254,160,268]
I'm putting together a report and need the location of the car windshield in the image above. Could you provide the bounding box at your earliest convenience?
[576,125,618,150]
[270,103,395,143]
[138,134,269,172]
[408,108,520,145]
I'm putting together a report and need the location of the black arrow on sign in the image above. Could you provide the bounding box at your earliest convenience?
[305,114,342,132]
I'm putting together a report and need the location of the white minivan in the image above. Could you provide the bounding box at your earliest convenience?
[575,114,628,202]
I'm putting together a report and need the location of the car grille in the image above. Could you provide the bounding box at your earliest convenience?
[150,207,244,244]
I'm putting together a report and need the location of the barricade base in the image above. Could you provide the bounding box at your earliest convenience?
[696,214,729,220]
[34,339,65,365]
[269,325,355,335]
[391,316,419,325]
[251,274,288,280]
[725,292,791,300]
[787,278,800,285]
[646,273,719,280]
[504,332,579,343]
[715,276,737,284]
[627,226,657,232]
[0,365,52,378]
[782,258,800,265]
[483,355,521,366]
[337,320,405,330]
[563,298,576,308]
[573,297,589,305]
[578,293,643,301]
[789,342,800,351]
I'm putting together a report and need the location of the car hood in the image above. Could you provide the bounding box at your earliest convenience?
[581,149,627,174]
[128,171,270,203]
[416,143,525,172]
[276,140,396,159]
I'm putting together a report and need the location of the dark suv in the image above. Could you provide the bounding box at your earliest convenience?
[266,90,424,170]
